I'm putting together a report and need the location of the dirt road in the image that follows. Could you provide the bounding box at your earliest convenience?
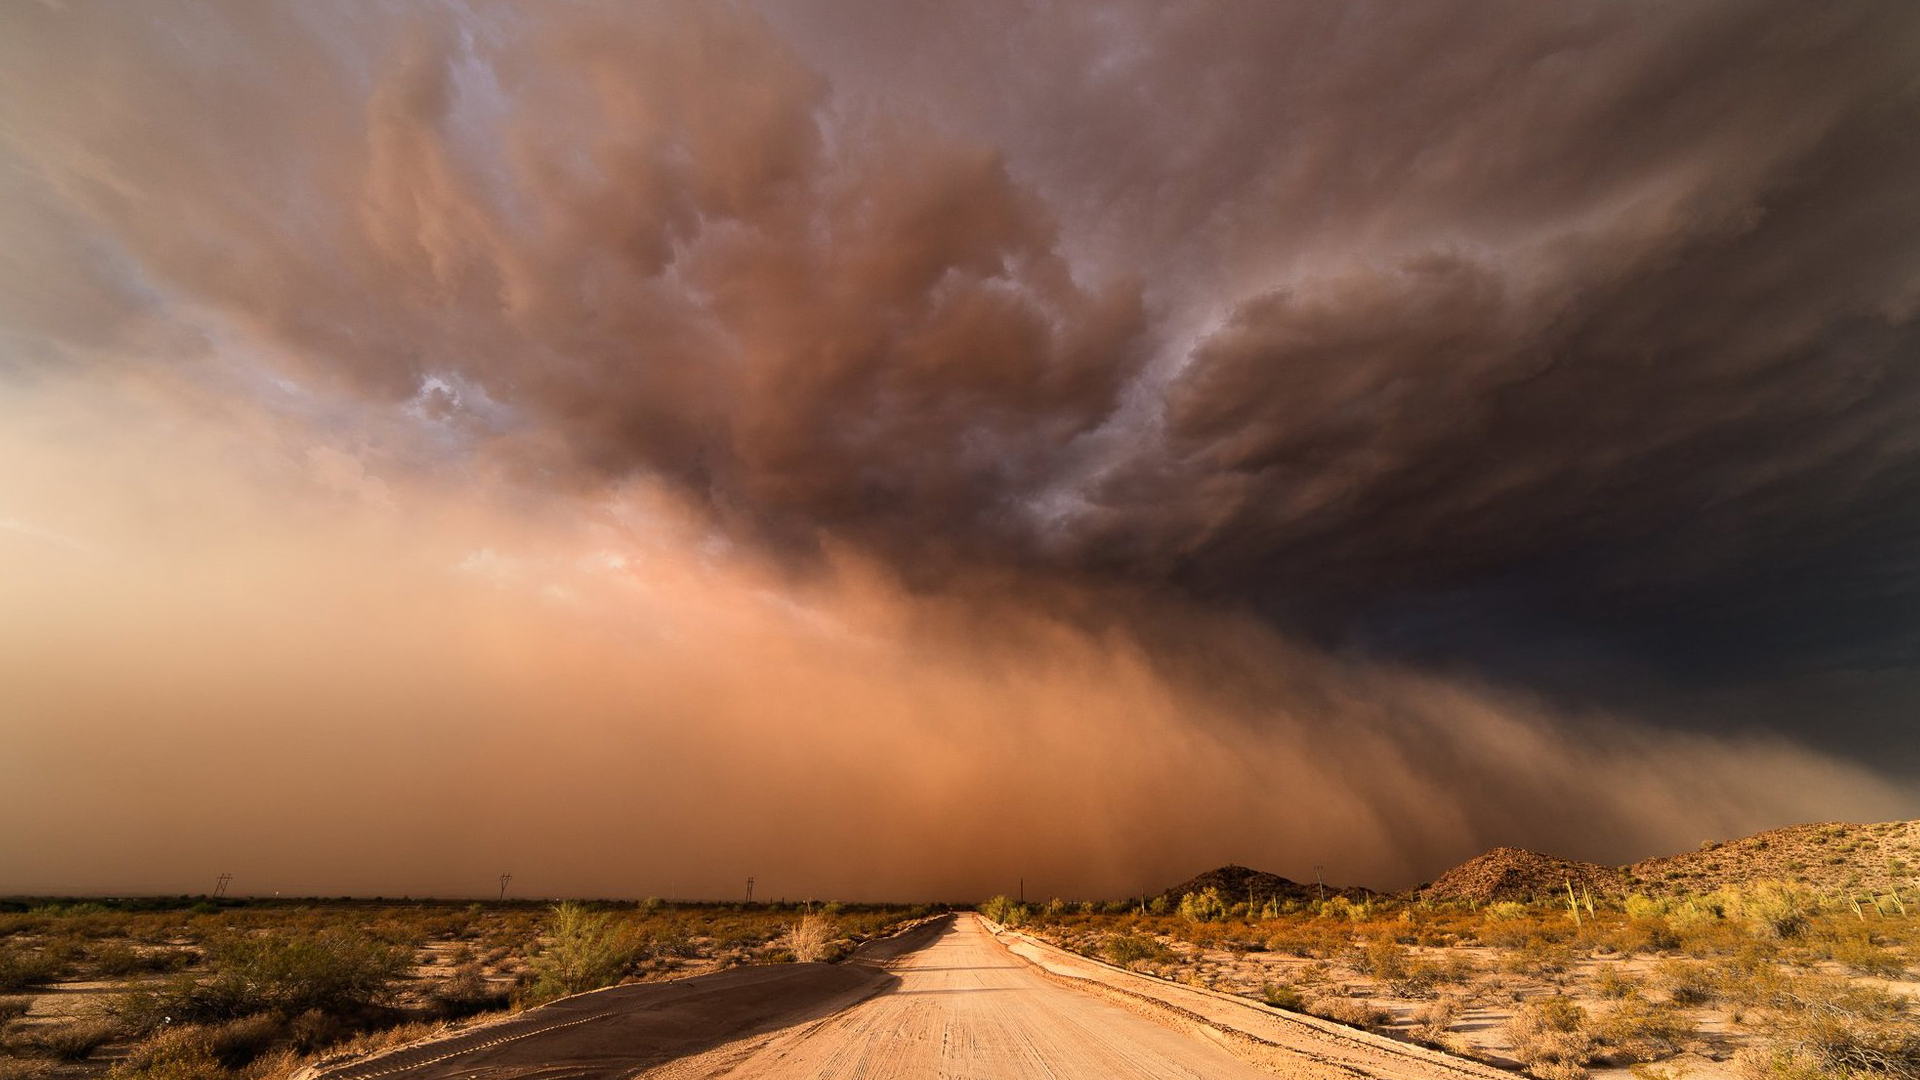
[312,915,1507,1080]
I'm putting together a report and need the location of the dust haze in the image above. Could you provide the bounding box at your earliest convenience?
[3,1,1918,898]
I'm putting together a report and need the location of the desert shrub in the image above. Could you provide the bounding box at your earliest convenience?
[1102,934,1171,969]
[94,944,195,978]
[1179,888,1227,923]
[429,962,509,1018]
[1506,996,1598,1080]
[1750,975,1920,1080]
[1486,902,1531,922]
[1598,996,1694,1062]
[783,914,836,964]
[979,896,1018,925]
[117,929,409,1026]
[1261,981,1303,1009]
[1266,923,1342,957]
[1409,997,1463,1049]
[1592,965,1642,999]
[1624,896,1670,920]
[211,930,408,1017]
[1730,883,1814,940]
[1653,959,1718,1006]
[1308,995,1392,1030]
[526,904,641,1002]
[1354,937,1409,980]
[1616,917,1682,954]
[0,946,66,992]
[1825,932,1907,977]
[1503,938,1578,977]
[156,1015,285,1069]
[0,995,31,1022]
[280,1008,354,1053]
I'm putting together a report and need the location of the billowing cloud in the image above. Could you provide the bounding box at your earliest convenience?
[2,1,1918,895]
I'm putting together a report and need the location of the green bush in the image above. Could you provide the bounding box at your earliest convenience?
[525,903,641,1003]
[1260,981,1303,1009]
[1178,888,1227,923]
[979,896,1018,925]
[116,929,409,1026]
[1102,934,1171,969]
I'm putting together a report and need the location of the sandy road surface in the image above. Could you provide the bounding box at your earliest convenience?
[647,914,1276,1079]
[315,915,1506,1080]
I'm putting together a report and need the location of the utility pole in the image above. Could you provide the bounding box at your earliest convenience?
[745,877,755,904]
[213,873,232,899]
[1019,878,1024,905]
[1314,865,1326,904]
[498,873,512,902]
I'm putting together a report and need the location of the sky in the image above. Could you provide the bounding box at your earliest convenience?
[2,0,1918,901]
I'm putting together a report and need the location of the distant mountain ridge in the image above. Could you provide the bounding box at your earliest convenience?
[1157,864,1373,909]
[1161,819,1920,909]
[1420,818,1920,904]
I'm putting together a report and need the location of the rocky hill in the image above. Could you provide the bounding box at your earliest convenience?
[1625,819,1920,896]
[1423,819,1920,904]
[1421,847,1627,905]
[1160,864,1372,909]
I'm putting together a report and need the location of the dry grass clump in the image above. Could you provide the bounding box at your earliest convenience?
[784,914,836,963]
[2,1016,121,1061]
[427,961,510,1018]
[0,995,31,1023]
[1506,996,1599,1080]
[0,1059,57,1080]
[93,943,196,978]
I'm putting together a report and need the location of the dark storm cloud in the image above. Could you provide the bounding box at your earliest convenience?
[6,0,1920,765]
[0,0,1146,569]
[767,0,1920,751]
